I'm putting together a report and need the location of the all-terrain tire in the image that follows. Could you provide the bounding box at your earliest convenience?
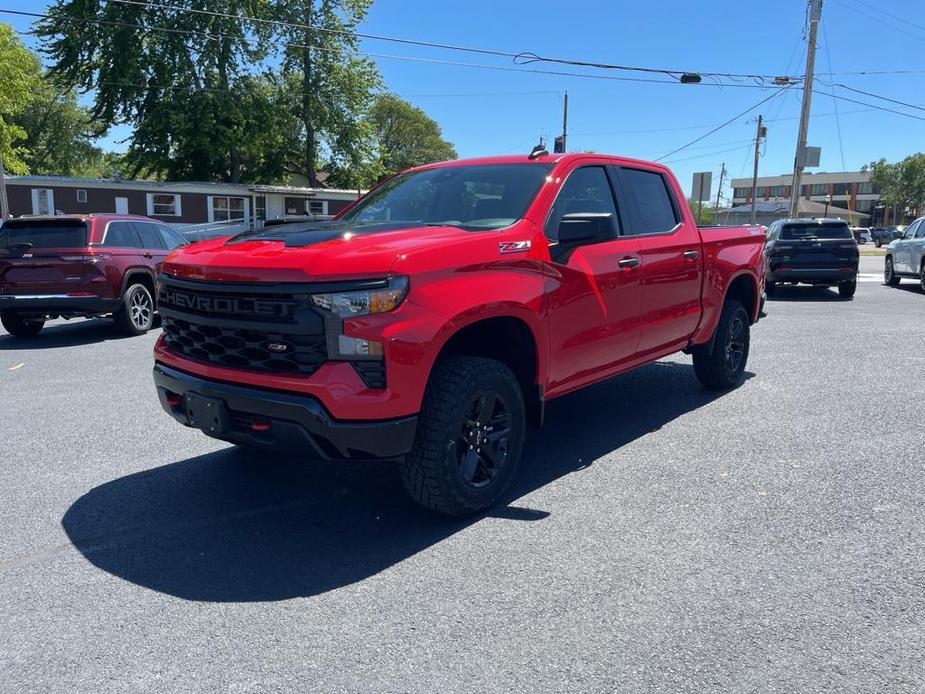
[692,300,750,390]
[114,283,155,335]
[838,280,857,299]
[400,356,525,517]
[0,311,45,338]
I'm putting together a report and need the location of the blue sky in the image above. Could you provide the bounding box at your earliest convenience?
[3,0,924,201]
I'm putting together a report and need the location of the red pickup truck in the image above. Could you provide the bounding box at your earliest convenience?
[153,153,766,515]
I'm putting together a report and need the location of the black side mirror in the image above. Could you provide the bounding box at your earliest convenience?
[558,212,613,245]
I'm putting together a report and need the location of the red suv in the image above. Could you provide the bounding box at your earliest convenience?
[0,214,187,337]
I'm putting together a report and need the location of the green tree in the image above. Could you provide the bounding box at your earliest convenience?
[687,198,715,224]
[36,0,272,182]
[0,23,42,174]
[12,80,105,176]
[868,154,925,223]
[368,93,457,177]
[274,0,381,187]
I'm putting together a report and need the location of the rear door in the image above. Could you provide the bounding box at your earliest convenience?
[893,221,919,273]
[95,220,145,297]
[131,221,170,272]
[909,219,925,276]
[614,165,703,355]
[0,219,93,295]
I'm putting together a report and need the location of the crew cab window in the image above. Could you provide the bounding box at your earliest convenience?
[340,163,552,231]
[916,222,925,239]
[133,222,166,249]
[545,166,619,241]
[617,168,680,235]
[102,221,140,247]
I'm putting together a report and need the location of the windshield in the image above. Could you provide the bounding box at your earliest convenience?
[0,219,89,248]
[781,222,851,240]
[341,163,553,230]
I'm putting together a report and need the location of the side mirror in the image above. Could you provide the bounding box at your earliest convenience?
[558,212,613,245]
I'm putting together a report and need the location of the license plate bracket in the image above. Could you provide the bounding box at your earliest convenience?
[185,392,231,435]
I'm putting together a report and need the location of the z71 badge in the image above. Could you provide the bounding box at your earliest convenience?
[498,240,532,254]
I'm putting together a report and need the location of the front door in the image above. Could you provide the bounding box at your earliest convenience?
[544,165,643,393]
[894,221,919,273]
[115,197,129,214]
[614,166,703,355]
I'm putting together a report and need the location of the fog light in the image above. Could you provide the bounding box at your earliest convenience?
[337,335,383,356]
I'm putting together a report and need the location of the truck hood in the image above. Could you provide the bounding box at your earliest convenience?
[162,220,479,283]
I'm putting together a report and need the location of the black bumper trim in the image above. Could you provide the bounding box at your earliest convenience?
[153,363,416,461]
[0,295,120,314]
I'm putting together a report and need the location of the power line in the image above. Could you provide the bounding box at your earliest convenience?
[831,0,925,43]
[654,87,792,162]
[821,20,850,214]
[104,0,800,85]
[2,9,793,92]
[812,89,925,122]
[847,0,925,33]
[661,142,755,165]
[821,81,925,113]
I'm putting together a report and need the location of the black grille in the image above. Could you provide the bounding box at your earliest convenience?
[159,277,327,375]
[161,317,326,374]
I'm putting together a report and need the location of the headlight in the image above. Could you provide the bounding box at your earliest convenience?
[310,276,408,317]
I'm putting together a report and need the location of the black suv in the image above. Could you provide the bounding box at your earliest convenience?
[764,218,859,298]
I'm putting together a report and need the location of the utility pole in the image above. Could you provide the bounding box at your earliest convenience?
[789,0,823,218]
[562,91,568,152]
[0,155,8,221]
[714,162,726,219]
[749,115,765,225]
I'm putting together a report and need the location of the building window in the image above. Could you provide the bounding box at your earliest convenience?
[146,193,181,216]
[857,181,877,195]
[756,187,767,197]
[31,188,55,215]
[210,196,246,222]
[769,185,786,197]
[76,189,87,203]
[309,199,327,215]
[811,183,828,195]
[832,183,850,196]
[733,187,749,199]
[255,196,266,221]
[854,199,873,212]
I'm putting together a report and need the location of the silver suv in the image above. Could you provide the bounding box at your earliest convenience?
[884,217,925,292]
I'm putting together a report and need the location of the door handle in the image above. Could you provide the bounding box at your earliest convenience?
[143,253,153,259]
[683,250,700,260]
[618,257,640,268]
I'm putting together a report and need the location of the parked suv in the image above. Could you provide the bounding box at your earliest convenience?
[0,214,187,337]
[764,218,859,298]
[884,216,925,291]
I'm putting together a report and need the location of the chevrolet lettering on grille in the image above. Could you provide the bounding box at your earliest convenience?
[163,288,295,318]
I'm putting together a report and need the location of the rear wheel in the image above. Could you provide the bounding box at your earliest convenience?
[115,283,154,335]
[838,279,857,299]
[884,257,900,287]
[692,300,750,390]
[0,311,45,338]
[400,356,525,517]
[920,262,925,293]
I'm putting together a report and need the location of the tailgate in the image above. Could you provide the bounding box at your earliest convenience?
[769,240,858,269]
[0,219,93,293]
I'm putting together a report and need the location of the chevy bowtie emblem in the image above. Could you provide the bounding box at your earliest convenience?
[267,342,290,353]
[499,240,531,253]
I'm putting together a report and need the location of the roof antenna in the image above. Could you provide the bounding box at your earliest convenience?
[529,137,548,159]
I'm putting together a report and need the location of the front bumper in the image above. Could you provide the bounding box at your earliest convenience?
[767,267,857,285]
[0,294,119,315]
[153,362,417,462]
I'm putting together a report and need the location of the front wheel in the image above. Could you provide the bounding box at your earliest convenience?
[692,300,750,390]
[884,257,900,287]
[920,263,925,293]
[400,356,525,517]
[838,279,857,299]
[0,311,45,338]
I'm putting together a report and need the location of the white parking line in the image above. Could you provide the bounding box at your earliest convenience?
[857,274,883,283]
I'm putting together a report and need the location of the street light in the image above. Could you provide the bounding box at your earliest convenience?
[824,193,832,217]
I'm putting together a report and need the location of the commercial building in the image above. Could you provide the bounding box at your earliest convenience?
[3,175,363,229]
[729,171,893,225]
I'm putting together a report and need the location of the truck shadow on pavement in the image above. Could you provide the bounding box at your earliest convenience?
[766,286,846,302]
[61,360,750,602]
[0,319,157,350]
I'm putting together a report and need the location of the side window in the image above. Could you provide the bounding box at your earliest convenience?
[902,222,918,240]
[156,224,187,250]
[617,168,680,235]
[133,222,166,249]
[916,221,925,239]
[102,221,140,248]
[545,166,619,241]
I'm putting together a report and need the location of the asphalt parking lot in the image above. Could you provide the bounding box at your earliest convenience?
[2,267,923,693]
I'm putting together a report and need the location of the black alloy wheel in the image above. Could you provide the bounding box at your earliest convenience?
[454,391,513,488]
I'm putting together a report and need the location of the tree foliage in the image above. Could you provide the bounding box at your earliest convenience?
[369,93,457,178]
[0,24,42,174]
[868,154,925,218]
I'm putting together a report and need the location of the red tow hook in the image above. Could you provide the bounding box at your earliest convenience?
[165,391,183,407]
[250,419,272,432]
